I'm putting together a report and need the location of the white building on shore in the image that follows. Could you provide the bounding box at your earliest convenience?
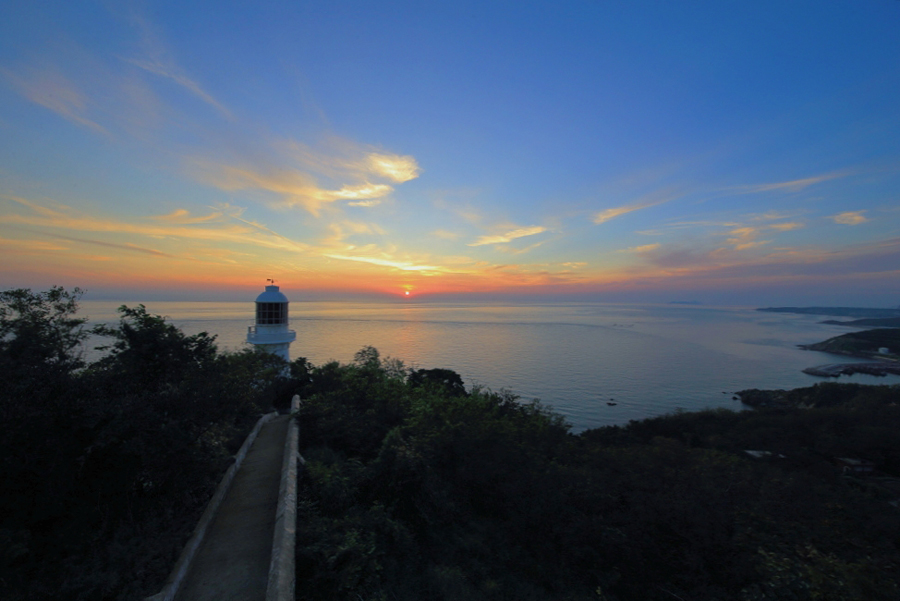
[247,281,296,362]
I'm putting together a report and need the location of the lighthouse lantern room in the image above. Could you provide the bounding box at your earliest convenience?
[247,280,296,362]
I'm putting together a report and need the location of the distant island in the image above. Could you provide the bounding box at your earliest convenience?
[820,316,900,327]
[668,300,702,305]
[758,306,900,318]
[799,327,900,377]
[799,328,900,357]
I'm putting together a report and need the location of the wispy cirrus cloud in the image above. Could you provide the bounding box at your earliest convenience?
[0,236,69,252]
[468,226,546,247]
[43,232,176,257]
[0,195,309,254]
[726,227,770,251]
[723,221,804,251]
[593,205,646,225]
[619,243,661,253]
[831,211,869,225]
[125,11,233,121]
[495,240,548,255]
[321,221,387,248]
[729,171,850,194]
[1,66,109,136]
[151,208,224,224]
[768,222,803,232]
[593,188,682,225]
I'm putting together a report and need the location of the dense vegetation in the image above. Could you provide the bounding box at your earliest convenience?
[295,359,900,601]
[4,288,900,600]
[0,287,295,600]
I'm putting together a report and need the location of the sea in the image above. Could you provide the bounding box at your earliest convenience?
[79,301,900,433]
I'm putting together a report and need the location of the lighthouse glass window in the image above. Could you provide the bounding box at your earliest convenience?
[256,302,287,324]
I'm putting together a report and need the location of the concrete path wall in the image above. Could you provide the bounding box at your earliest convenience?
[146,398,300,601]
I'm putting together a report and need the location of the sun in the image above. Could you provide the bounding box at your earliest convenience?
[404,290,410,296]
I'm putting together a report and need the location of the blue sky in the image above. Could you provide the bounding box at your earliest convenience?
[1,0,898,304]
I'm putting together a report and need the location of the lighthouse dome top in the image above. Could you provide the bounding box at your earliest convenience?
[256,284,289,303]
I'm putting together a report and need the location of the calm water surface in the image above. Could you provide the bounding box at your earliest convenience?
[80,301,900,432]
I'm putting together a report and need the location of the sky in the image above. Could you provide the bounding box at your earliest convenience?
[1,0,899,306]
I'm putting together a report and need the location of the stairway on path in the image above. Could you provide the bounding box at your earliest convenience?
[173,414,291,601]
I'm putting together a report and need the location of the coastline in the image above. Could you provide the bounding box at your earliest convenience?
[801,362,900,377]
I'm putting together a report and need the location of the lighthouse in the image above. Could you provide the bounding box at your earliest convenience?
[247,280,296,362]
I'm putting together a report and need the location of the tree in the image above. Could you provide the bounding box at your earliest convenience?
[408,368,467,397]
[90,304,219,393]
[0,286,87,414]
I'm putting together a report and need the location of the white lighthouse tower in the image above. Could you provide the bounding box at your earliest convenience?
[247,280,296,362]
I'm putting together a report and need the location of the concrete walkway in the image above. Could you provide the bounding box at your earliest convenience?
[174,415,291,601]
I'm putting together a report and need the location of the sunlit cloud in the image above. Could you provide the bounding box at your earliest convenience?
[1,66,109,136]
[468,226,546,247]
[191,137,418,217]
[432,229,460,240]
[324,254,442,272]
[366,153,421,183]
[192,162,395,216]
[333,183,393,199]
[831,211,869,225]
[278,138,421,185]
